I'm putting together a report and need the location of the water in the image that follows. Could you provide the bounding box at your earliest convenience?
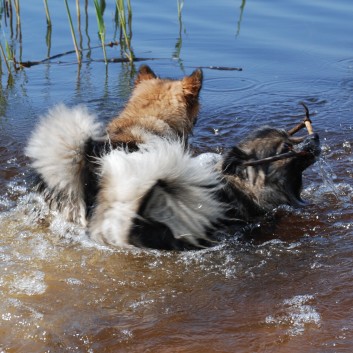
[1,0,353,352]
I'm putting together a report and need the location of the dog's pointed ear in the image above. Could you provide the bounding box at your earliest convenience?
[222,146,250,175]
[182,68,203,97]
[135,65,157,85]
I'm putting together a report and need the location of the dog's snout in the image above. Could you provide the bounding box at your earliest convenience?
[302,133,321,156]
[308,133,319,141]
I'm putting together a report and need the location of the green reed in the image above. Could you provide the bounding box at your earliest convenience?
[177,0,184,24]
[13,0,20,39]
[0,0,137,72]
[173,0,184,69]
[0,41,11,75]
[115,0,133,62]
[236,0,246,37]
[64,0,82,63]
[43,0,52,27]
[0,0,21,74]
[93,0,107,64]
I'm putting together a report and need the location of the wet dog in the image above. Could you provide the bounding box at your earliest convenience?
[26,66,225,249]
[107,65,203,147]
[26,65,320,250]
[219,124,321,222]
[129,117,321,249]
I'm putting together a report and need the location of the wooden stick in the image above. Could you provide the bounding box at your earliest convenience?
[288,103,314,135]
[300,102,314,135]
[242,151,301,167]
[288,121,305,136]
[304,119,314,135]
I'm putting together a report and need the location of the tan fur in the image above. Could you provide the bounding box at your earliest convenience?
[107,65,203,144]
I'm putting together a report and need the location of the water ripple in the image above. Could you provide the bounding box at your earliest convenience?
[203,76,259,93]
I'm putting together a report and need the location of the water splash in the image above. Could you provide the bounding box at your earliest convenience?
[265,294,321,336]
[317,157,340,199]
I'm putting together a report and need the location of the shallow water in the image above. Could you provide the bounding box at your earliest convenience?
[1,0,353,352]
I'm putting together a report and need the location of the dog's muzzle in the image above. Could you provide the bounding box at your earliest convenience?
[299,133,321,157]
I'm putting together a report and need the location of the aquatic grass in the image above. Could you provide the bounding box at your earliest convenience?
[4,0,14,38]
[115,0,134,62]
[93,0,107,64]
[45,20,52,58]
[64,0,81,63]
[43,0,51,27]
[76,0,83,51]
[0,41,11,75]
[0,0,199,71]
[84,0,92,59]
[13,0,21,40]
[177,0,184,24]
[5,37,13,61]
[173,0,184,69]
[236,0,246,37]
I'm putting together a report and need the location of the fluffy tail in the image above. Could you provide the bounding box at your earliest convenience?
[88,138,225,249]
[25,104,104,225]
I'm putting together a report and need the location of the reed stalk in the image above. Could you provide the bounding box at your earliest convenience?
[115,0,133,62]
[173,0,184,67]
[45,22,52,58]
[0,41,11,75]
[236,0,246,37]
[93,0,107,64]
[127,0,132,35]
[64,0,81,63]
[43,0,52,27]
[0,1,12,37]
[177,0,184,23]
[13,0,21,38]
[84,0,91,58]
[76,0,83,51]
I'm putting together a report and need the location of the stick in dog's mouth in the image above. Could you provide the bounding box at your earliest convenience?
[241,104,316,168]
[288,102,314,136]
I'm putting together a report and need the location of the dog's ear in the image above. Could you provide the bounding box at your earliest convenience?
[135,65,157,85]
[222,146,250,175]
[182,68,203,98]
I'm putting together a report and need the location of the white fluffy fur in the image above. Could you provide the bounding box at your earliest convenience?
[26,105,225,248]
[25,104,104,225]
[89,138,225,247]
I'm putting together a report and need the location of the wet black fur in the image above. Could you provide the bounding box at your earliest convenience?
[218,128,320,223]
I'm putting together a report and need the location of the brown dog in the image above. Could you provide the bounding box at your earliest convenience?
[107,65,203,148]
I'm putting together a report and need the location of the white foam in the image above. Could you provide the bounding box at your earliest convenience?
[65,278,83,286]
[10,271,47,296]
[265,294,321,336]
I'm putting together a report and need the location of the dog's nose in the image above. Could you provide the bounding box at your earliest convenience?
[308,133,319,141]
[303,133,321,155]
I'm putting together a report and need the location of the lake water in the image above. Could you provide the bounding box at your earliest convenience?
[0,0,353,352]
